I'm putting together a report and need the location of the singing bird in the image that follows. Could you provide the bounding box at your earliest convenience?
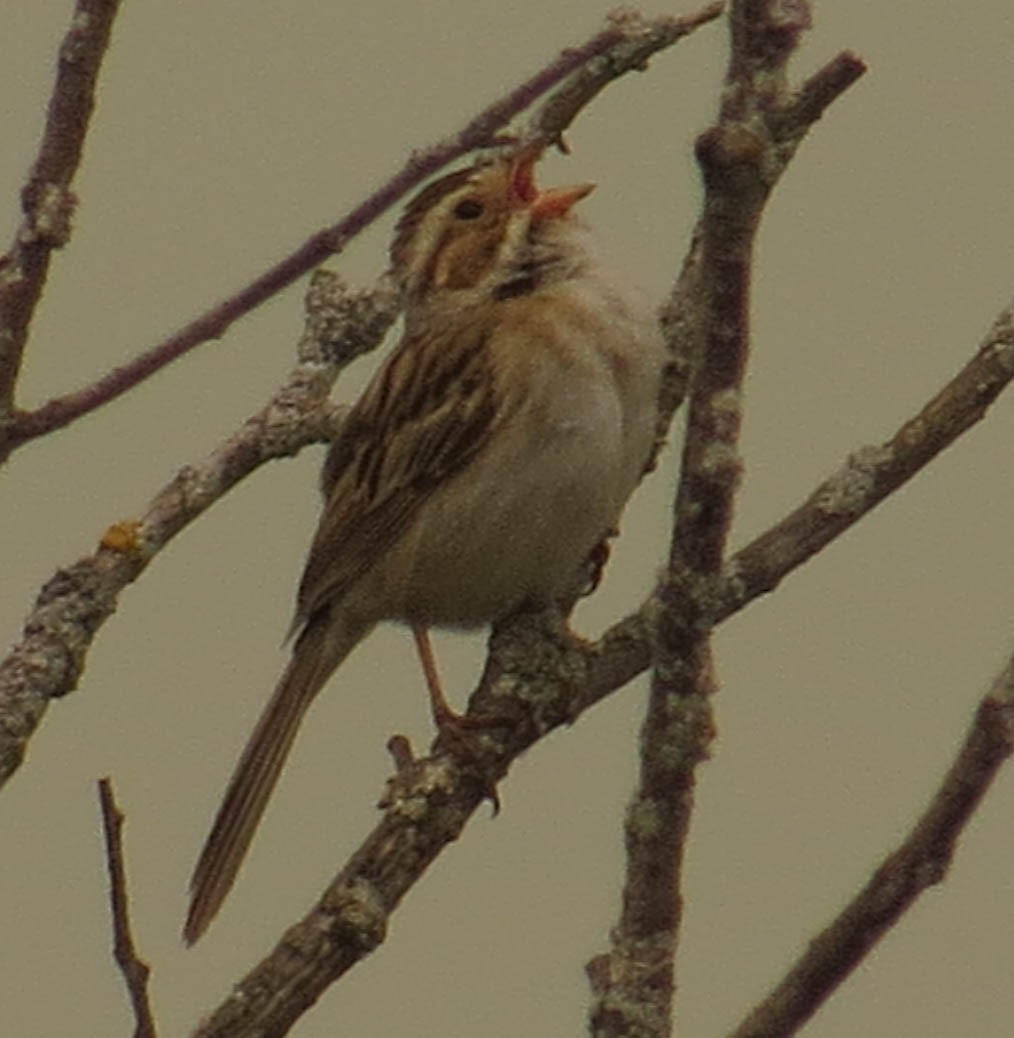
[184,149,665,943]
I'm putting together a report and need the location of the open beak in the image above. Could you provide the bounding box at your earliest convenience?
[509,149,595,221]
[530,181,595,220]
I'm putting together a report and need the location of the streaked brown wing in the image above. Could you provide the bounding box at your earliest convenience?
[295,316,499,626]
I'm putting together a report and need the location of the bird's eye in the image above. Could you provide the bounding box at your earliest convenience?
[453,198,484,221]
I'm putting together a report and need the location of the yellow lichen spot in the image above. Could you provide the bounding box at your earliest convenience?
[100,519,142,554]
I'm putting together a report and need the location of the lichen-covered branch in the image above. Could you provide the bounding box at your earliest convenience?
[588,5,866,1036]
[184,6,873,1036]
[0,0,121,428]
[0,0,722,809]
[188,610,629,1038]
[186,274,1014,1032]
[0,273,397,788]
[729,651,1014,1038]
[720,300,1014,612]
[578,291,1014,726]
[5,6,1010,1037]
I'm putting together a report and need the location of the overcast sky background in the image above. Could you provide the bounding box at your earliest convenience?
[3,3,1014,1036]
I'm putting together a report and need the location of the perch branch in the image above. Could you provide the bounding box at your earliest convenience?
[98,777,158,1038]
[183,279,1014,1035]
[7,6,1011,1035]
[0,0,121,422]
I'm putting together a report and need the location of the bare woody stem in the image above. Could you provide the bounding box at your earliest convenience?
[0,5,722,457]
[574,292,1014,718]
[729,653,1014,1038]
[187,600,1014,1038]
[98,778,158,1038]
[5,5,1012,1035]
[0,0,122,419]
[720,300,1014,616]
[587,5,865,1037]
[190,6,865,1035]
[3,16,1009,1029]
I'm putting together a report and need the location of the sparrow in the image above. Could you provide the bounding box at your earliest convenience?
[184,148,666,943]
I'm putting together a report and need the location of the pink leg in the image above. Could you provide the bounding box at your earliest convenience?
[412,624,460,729]
[411,624,503,811]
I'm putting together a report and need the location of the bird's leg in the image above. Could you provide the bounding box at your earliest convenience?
[411,624,462,730]
[411,624,512,731]
[411,623,503,813]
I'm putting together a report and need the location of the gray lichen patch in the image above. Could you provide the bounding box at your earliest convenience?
[815,444,894,516]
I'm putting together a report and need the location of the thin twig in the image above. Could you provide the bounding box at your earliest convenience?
[98,777,158,1038]
[587,5,866,1036]
[0,6,721,454]
[3,6,1006,1031]
[782,49,867,130]
[729,653,1014,1038]
[529,4,724,143]
[0,0,122,422]
[3,5,1010,1033]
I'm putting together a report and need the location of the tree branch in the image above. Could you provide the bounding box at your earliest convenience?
[180,268,1014,1032]
[0,4,721,456]
[0,0,121,421]
[184,294,1014,1033]
[587,7,866,1035]
[574,288,1014,719]
[729,651,1014,1038]
[98,777,159,1038]
[3,88,1008,1038]
[528,4,724,144]
[721,298,1014,615]
[6,7,1010,1036]
[186,610,630,1038]
[0,272,397,788]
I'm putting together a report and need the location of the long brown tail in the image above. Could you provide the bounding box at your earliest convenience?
[183,612,370,944]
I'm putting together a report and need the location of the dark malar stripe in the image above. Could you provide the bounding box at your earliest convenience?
[492,273,538,300]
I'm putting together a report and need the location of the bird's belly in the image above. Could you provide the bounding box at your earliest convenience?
[350,273,664,631]
[382,394,627,628]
